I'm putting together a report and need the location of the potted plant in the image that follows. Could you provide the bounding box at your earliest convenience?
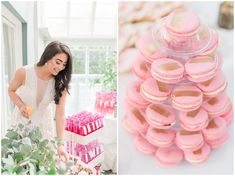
[1,121,95,175]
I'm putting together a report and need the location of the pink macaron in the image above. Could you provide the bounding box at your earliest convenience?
[126,81,150,109]
[134,135,157,155]
[176,130,204,152]
[185,55,219,83]
[206,131,229,149]
[155,145,184,166]
[145,104,176,129]
[126,108,149,134]
[119,48,140,73]
[202,93,232,118]
[221,108,233,126]
[151,58,184,84]
[132,56,152,80]
[197,70,227,97]
[140,78,171,104]
[184,143,211,165]
[171,86,203,111]
[136,34,167,64]
[202,117,227,141]
[122,116,139,136]
[179,108,209,131]
[165,10,200,38]
[146,127,176,148]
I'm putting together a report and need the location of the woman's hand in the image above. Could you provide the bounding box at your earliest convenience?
[19,105,31,118]
[57,144,69,162]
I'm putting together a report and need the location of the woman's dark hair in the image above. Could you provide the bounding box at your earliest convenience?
[37,41,72,104]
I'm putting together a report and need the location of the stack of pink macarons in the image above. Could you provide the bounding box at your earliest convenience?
[123,9,233,166]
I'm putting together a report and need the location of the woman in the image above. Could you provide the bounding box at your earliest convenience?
[8,41,72,161]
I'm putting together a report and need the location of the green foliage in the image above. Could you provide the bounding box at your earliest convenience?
[1,122,70,175]
[90,52,117,91]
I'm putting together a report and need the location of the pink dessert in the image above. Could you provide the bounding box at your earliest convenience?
[126,108,149,134]
[185,55,219,83]
[126,81,150,109]
[119,48,140,73]
[95,92,117,114]
[146,127,176,148]
[65,111,104,136]
[197,70,227,97]
[122,116,139,136]
[134,135,157,155]
[202,117,227,141]
[74,140,103,164]
[206,131,229,149]
[217,52,223,70]
[171,86,203,111]
[221,108,233,126]
[140,78,171,104]
[184,143,211,164]
[145,104,176,129]
[202,93,232,118]
[136,34,167,64]
[132,56,152,80]
[176,130,204,152]
[165,10,200,37]
[155,145,184,166]
[179,108,209,131]
[151,58,184,84]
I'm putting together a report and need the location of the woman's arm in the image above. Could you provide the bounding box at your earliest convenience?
[8,68,30,118]
[55,90,67,142]
[8,68,25,108]
[55,89,69,161]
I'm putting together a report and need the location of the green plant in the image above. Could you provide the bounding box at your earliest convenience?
[90,53,117,91]
[1,121,72,175]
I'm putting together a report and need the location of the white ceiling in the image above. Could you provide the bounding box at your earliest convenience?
[39,1,117,38]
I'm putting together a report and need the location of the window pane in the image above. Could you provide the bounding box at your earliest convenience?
[96,2,116,18]
[89,50,106,74]
[44,18,67,36]
[43,2,67,18]
[108,50,117,59]
[94,19,116,36]
[70,2,93,18]
[72,50,86,74]
[70,19,91,36]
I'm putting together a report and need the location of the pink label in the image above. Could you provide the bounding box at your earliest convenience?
[83,126,87,135]
[89,149,96,159]
[87,124,91,133]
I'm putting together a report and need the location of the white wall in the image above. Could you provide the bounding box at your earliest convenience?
[9,1,44,64]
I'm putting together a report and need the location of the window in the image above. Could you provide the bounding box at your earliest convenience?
[89,49,106,74]
[40,1,117,37]
[1,4,23,137]
[72,49,86,74]
[64,44,116,116]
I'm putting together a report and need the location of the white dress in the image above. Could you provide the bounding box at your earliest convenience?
[12,64,55,139]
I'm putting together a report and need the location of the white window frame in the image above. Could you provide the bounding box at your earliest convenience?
[1,4,23,137]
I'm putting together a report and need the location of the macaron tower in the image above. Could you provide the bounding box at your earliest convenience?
[123,9,233,166]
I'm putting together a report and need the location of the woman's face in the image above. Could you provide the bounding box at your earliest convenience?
[47,53,68,76]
